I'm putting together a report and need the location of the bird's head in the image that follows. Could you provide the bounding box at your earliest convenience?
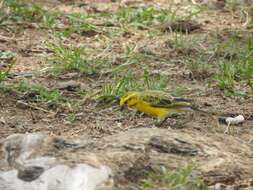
[120,92,139,108]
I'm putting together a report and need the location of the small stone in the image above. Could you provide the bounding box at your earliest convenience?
[0,116,6,125]
[55,80,80,91]
[17,166,45,182]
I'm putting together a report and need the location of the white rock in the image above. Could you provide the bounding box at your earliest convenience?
[0,133,113,190]
[0,164,112,190]
[225,115,245,125]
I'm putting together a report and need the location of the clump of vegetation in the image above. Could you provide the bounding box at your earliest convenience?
[214,34,253,94]
[0,0,59,28]
[0,81,67,107]
[63,13,98,36]
[110,6,202,31]
[0,51,16,82]
[113,7,171,29]
[96,70,168,108]
[214,61,236,91]
[47,41,148,78]
[47,42,109,76]
[186,55,213,80]
[141,165,207,190]
[100,70,168,97]
[1,0,101,33]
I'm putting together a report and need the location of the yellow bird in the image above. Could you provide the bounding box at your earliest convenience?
[120,90,197,124]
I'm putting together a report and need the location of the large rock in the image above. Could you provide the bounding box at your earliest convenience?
[0,128,253,189]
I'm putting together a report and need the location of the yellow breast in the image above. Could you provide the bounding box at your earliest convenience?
[135,100,170,120]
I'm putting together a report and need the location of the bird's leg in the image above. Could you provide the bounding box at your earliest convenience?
[170,113,181,118]
[155,113,178,127]
[130,110,137,120]
[129,110,144,120]
[154,117,168,127]
[155,112,190,127]
[139,112,145,117]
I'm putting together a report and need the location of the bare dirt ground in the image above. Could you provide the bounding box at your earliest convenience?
[0,0,253,189]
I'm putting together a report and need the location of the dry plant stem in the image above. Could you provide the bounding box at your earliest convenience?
[17,100,55,115]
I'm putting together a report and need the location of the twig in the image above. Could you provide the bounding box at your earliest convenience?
[16,100,55,115]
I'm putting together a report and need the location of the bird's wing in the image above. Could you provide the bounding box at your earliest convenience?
[139,91,174,108]
[140,90,192,108]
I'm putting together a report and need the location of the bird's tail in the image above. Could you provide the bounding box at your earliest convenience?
[174,98,213,115]
[190,104,215,115]
[172,98,193,109]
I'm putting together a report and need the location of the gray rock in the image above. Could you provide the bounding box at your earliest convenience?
[1,128,253,189]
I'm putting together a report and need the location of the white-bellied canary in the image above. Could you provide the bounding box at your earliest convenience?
[120,90,203,124]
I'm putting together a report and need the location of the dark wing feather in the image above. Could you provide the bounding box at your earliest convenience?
[140,90,192,108]
[139,90,174,108]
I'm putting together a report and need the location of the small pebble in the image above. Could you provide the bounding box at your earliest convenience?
[225,115,244,125]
